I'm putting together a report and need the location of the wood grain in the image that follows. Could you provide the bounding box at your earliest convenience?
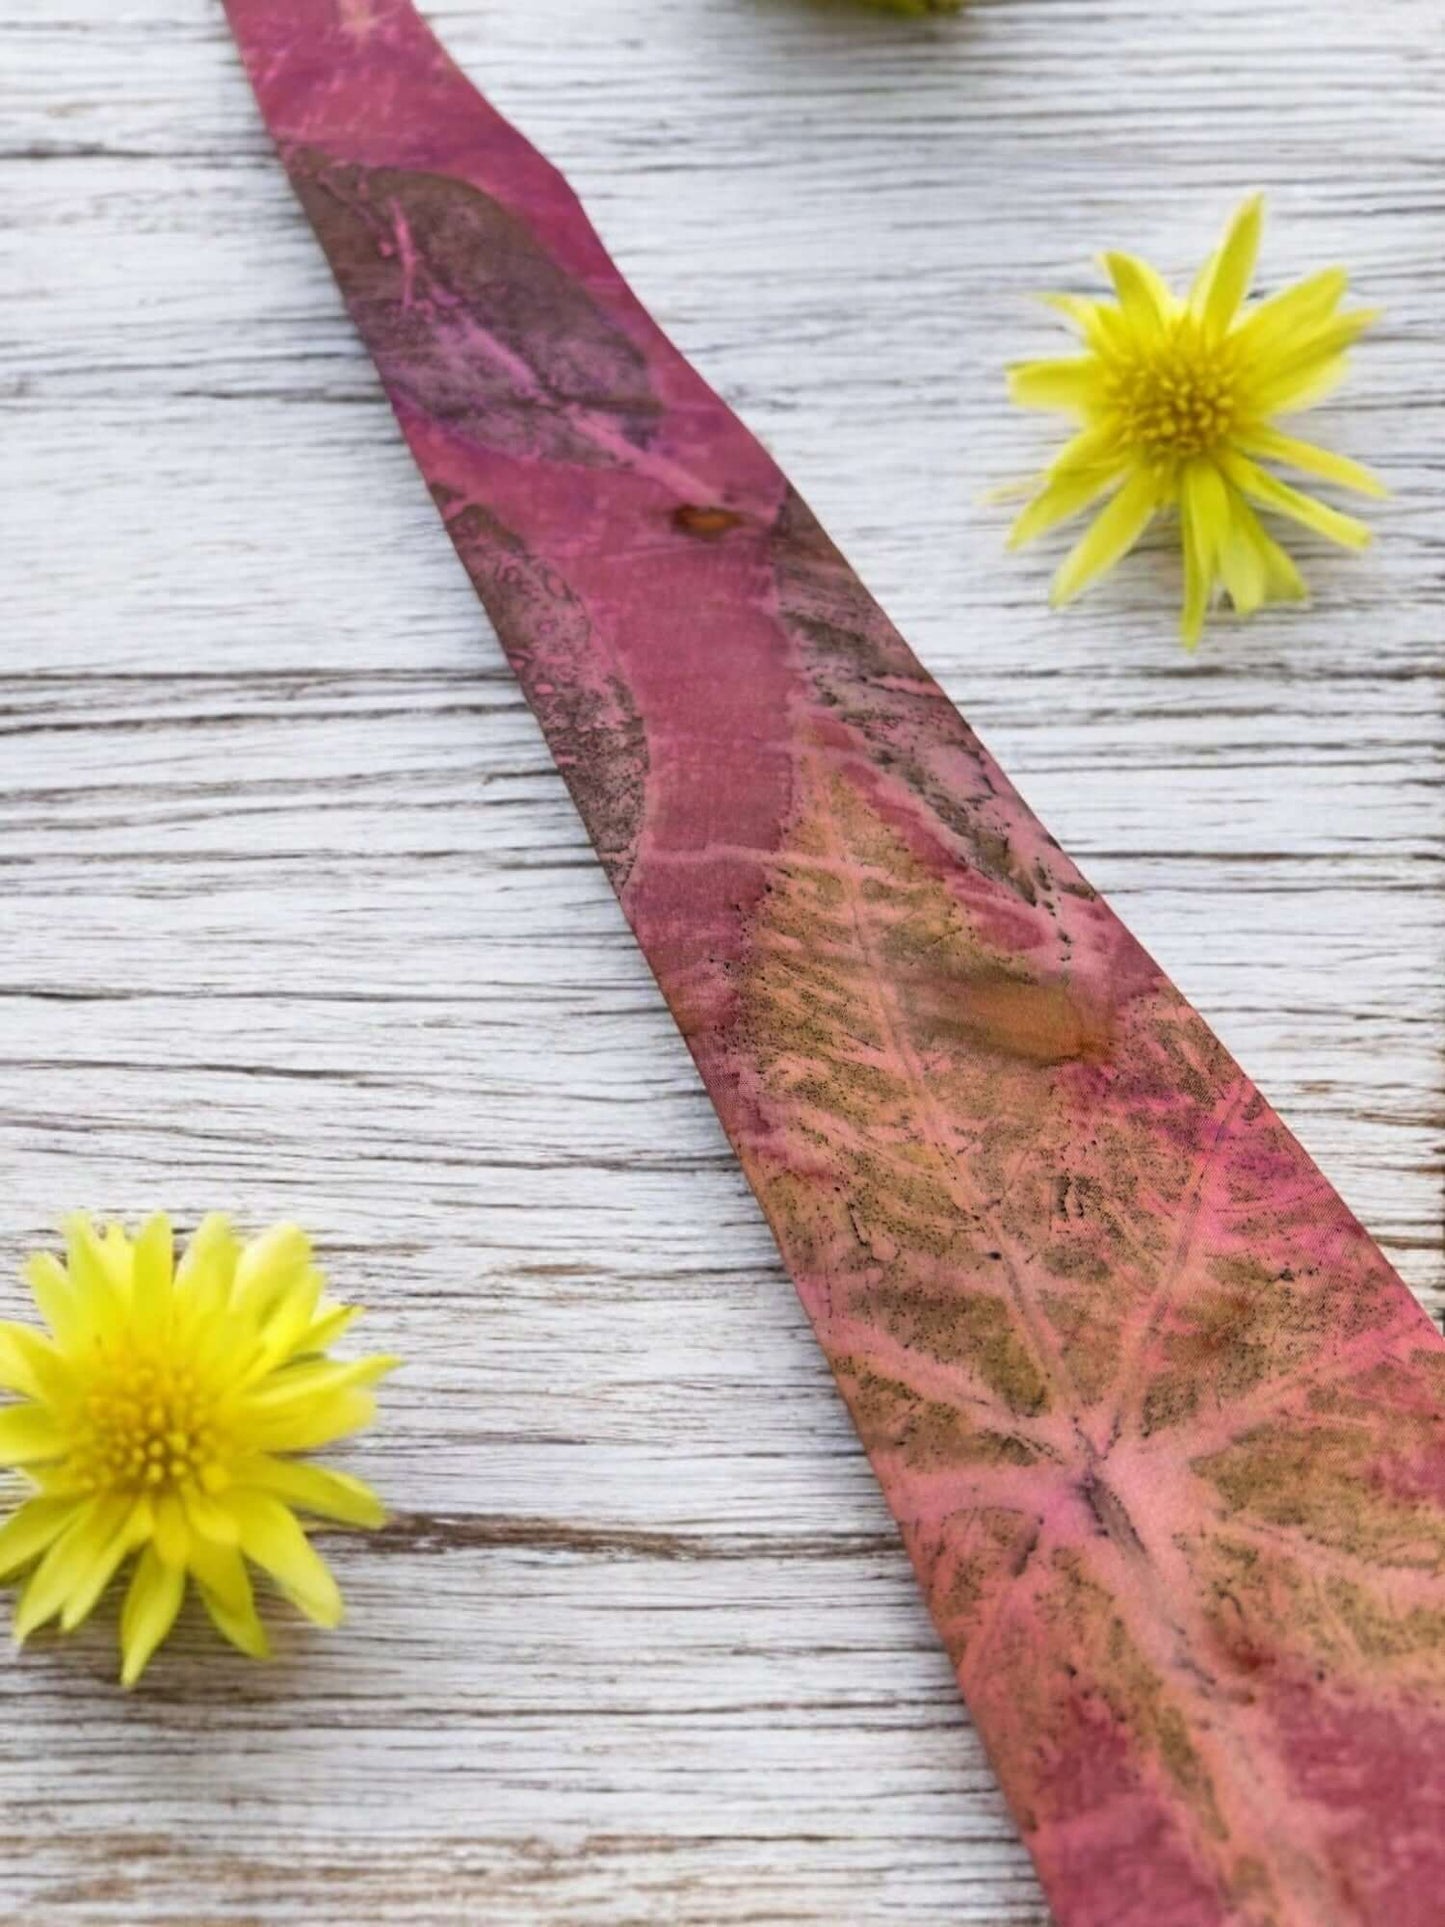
[1,0,1441,1920]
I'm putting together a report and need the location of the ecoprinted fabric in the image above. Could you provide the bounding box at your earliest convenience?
[223,5,1445,1921]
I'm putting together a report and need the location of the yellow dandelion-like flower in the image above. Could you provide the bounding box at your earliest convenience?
[0,1214,396,1685]
[1007,195,1384,644]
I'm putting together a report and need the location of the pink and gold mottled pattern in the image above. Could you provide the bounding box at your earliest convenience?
[222,4,1445,1919]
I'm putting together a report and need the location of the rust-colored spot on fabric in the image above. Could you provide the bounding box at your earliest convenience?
[672,503,745,538]
[905,964,1114,1066]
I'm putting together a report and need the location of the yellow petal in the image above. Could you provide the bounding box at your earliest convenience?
[297,1302,359,1356]
[152,1490,191,1567]
[175,1214,239,1322]
[0,1496,76,1580]
[120,1545,186,1686]
[233,1456,386,1530]
[1006,357,1101,412]
[1248,304,1377,389]
[1038,293,1129,355]
[14,1496,111,1641]
[0,1403,67,1466]
[1245,312,1379,414]
[181,1484,241,1547]
[63,1215,129,1331]
[1182,459,1233,565]
[1233,266,1348,359]
[1218,451,1373,550]
[1179,461,1229,646]
[131,1213,175,1331]
[234,1223,312,1325]
[241,1268,326,1381]
[230,1491,344,1628]
[188,1533,253,1615]
[1216,513,1269,618]
[200,1585,271,1660]
[1235,497,1309,602]
[248,1388,378,1453]
[1042,420,1129,480]
[101,1222,133,1287]
[1009,464,1128,549]
[1191,193,1263,335]
[1265,360,1353,419]
[59,1495,143,1632]
[201,1583,270,1659]
[1233,425,1386,498]
[243,1353,397,1418]
[189,1537,270,1659]
[1039,292,1102,333]
[23,1253,86,1349]
[1051,471,1161,606]
[232,1358,389,1450]
[0,1323,67,1403]
[1102,251,1175,332]
[1179,530,1209,649]
[29,1465,94,1500]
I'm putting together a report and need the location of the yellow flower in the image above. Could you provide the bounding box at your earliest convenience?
[0,1215,396,1685]
[1007,196,1384,644]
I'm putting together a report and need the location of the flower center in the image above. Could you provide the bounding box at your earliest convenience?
[1107,324,1238,462]
[71,1353,221,1495]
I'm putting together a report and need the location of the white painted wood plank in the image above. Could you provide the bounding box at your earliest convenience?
[0,0,1440,1919]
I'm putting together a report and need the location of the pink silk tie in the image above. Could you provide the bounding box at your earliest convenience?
[222,5,1445,1921]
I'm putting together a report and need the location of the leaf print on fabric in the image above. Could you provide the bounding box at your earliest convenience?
[290,153,662,467]
[433,489,649,889]
[732,753,1445,1923]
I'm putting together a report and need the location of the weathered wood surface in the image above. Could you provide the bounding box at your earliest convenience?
[1,0,1441,1920]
